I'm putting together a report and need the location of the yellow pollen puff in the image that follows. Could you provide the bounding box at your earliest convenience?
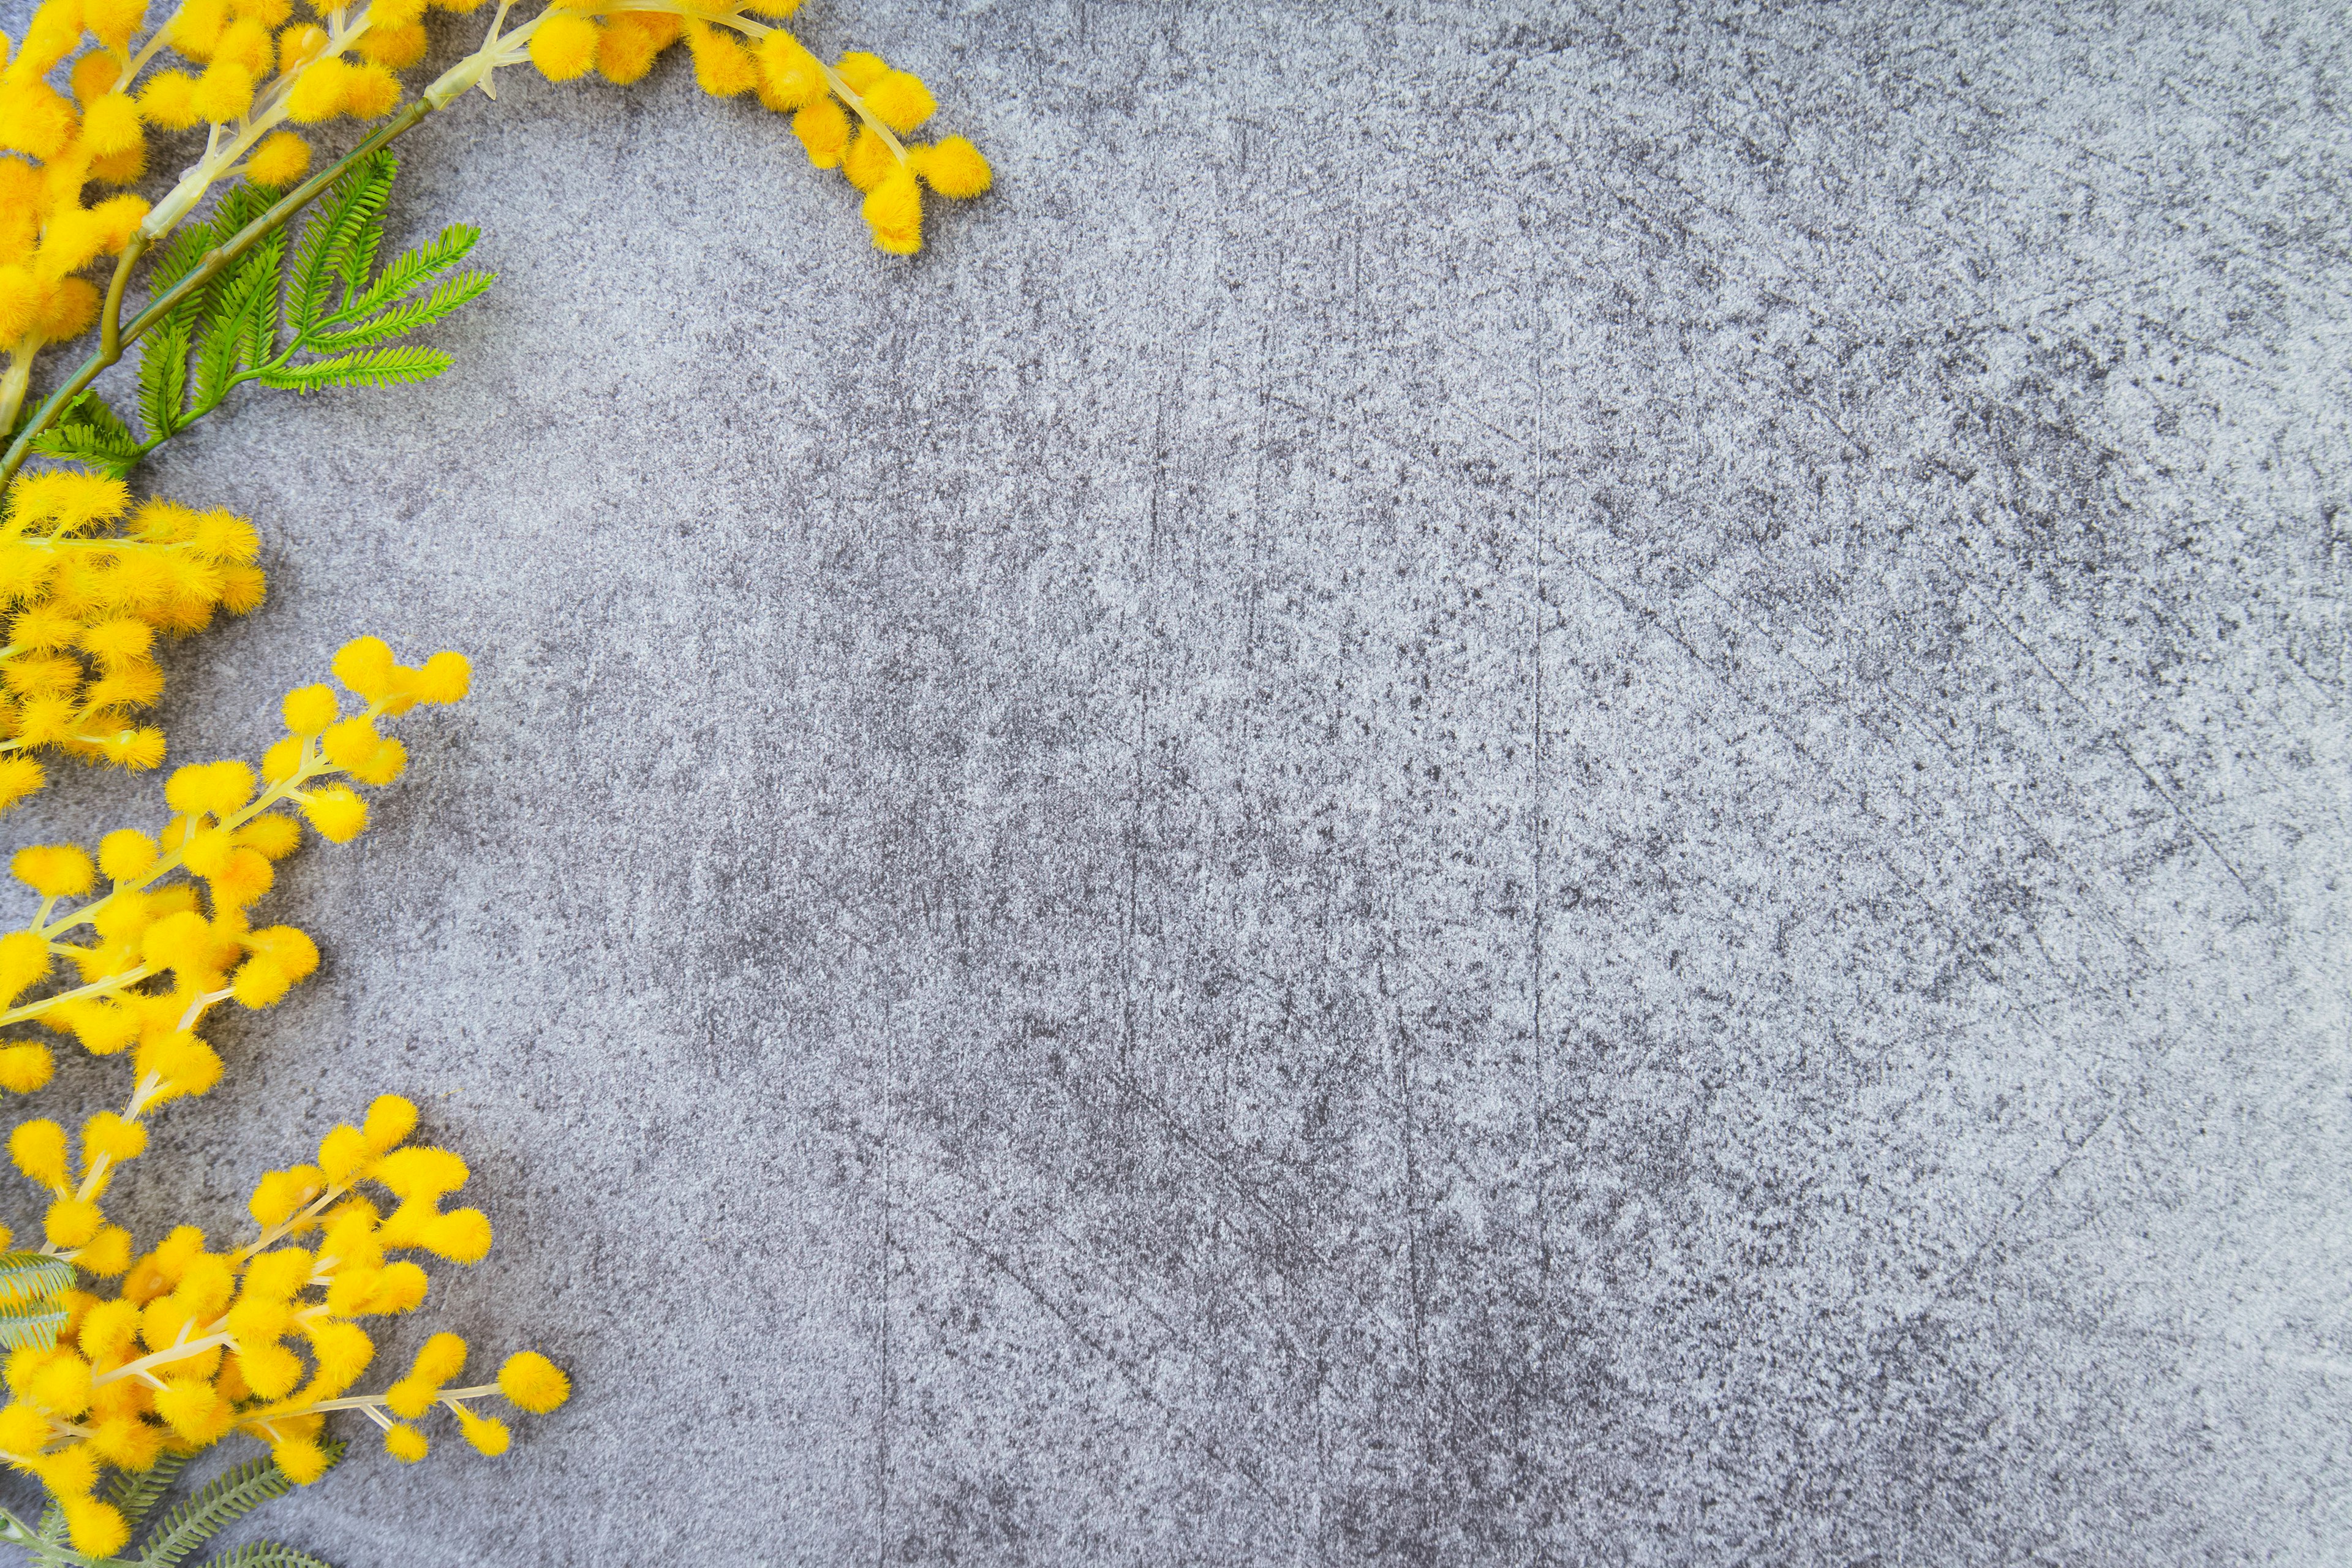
[79,92,142,157]
[833,50,889,94]
[25,1352,92,1419]
[497,1351,570,1414]
[247,130,311,187]
[315,1123,369,1184]
[153,1377,227,1441]
[130,1030,222,1104]
[755,31,824,111]
[0,759,43,812]
[13,0,84,78]
[272,1436,331,1483]
[284,55,351,122]
[76,1225,130,1278]
[0,1402,46,1457]
[320,716,386,774]
[85,0,148,49]
[342,61,402,117]
[238,1341,301,1398]
[81,1112,145,1164]
[261,735,304,783]
[210,845,274,908]
[385,1423,428,1461]
[165,757,255,818]
[298,783,367,842]
[9,1118,67,1189]
[81,616,156,666]
[71,51,125,104]
[58,1494,126,1558]
[408,1330,468,1387]
[236,813,301,859]
[358,20,427,67]
[0,83,77,160]
[169,0,230,55]
[794,97,850,169]
[420,1207,491,1263]
[0,1045,53,1094]
[529,12,601,81]
[276,20,326,71]
[688,23,758,97]
[0,928,50,1003]
[247,923,318,979]
[413,650,470,704]
[862,70,935,135]
[12,842,94,897]
[44,1196,104,1248]
[77,1298,139,1361]
[363,1094,418,1152]
[246,1168,317,1227]
[279,683,337,735]
[862,167,924,256]
[96,827,157,881]
[189,59,255,124]
[842,127,895,194]
[138,69,198,129]
[331,635,395,698]
[453,1405,510,1457]
[10,471,131,532]
[216,15,274,75]
[52,1000,135,1057]
[914,135,991,200]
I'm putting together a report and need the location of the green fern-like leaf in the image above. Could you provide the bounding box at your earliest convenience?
[256,345,451,393]
[22,1502,71,1568]
[138,309,197,441]
[108,1450,192,1536]
[310,270,494,352]
[323,222,481,325]
[194,1545,336,1568]
[0,1298,67,1350]
[135,1455,293,1566]
[191,238,283,412]
[28,393,141,476]
[324,153,396,306]
[146,219,219,300]
[0,1252,73,1306]
[284,158,386,339]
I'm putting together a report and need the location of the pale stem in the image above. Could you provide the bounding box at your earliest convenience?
[0,345,34,437]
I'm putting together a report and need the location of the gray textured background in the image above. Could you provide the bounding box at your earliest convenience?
[1,0,2348,1562]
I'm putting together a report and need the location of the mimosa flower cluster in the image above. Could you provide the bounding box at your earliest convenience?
[526,8,991,254]
[0,0,991,444]
[0,1093,569,1555]
[0,633,573,1556]
[0,470,263,817]
[0,0,982,1551]
[0,631,464,1116]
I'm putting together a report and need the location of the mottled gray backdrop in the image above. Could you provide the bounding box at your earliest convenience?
[2,0,2348,1562]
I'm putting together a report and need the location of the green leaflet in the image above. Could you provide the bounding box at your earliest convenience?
[0,1297,67,1352]
[108,1451,193,1537]
[22,1502,69,1568]
[258,347,453,392]
[193,1547,336,1568]
[0,1252,74,1304]
[0,1252,72,1352]
[27,153,494,479]
[134,1444,344,1567]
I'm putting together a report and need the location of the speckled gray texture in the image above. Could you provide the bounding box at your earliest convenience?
[0,0,2346,1562]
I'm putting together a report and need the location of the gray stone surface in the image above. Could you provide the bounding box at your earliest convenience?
[2,0,2348,1561]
